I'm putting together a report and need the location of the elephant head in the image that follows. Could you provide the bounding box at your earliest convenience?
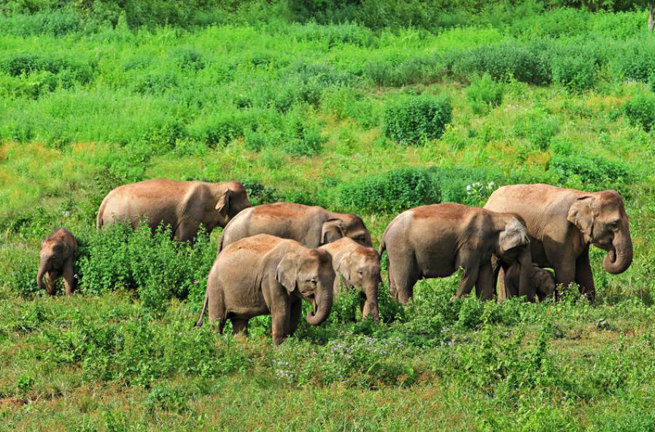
[36,241,65,291]
[495,217,533,300]
[504,262,555,301]
[567,190,633,274]
[214,182,251,227]
[335,249,381,322]
[321,214,372,247]
[276,249,335,325]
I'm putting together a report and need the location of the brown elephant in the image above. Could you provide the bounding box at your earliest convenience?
[319,237,381,323]
[379,203,534,304]
[97,178,251,242]
[499,263,555,302]
[195,234,335,345]
[37,228,78,295]
[484,184,633,300]
[217,202,372,253]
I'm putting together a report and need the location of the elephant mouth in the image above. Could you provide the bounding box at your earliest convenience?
[311,298,318,315]
[607,246,616,263]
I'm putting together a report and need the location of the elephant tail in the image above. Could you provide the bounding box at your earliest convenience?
[378,238,386,256]
[195,289,209,327]
[96,197,108,230]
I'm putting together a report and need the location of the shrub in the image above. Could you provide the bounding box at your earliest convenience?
[335,167,441,214]
[449,41,552,85]
[383,94,452,145]
[624,93,655,132]
[551,54,596,92]
[514,108,560,150]
[466,73,504,114]
[131,70,179,94]
[282,111,325,157]
[549,153,631,189]
[78,223,215,313]
[364,55,442,87]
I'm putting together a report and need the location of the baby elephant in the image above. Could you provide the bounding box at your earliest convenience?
[195,234,335,345]
[319,238,381,323]
[502,263,556,302]
[37,228,78,295]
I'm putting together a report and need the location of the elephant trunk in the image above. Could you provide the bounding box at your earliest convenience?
[603,231,633,274]
[36,261,47,290]
[362,279,380,323]
[305,285,333,326]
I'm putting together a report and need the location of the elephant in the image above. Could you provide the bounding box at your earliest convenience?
[195,234,336,345]
[319,237,381,323]
[484,184,633,300]
[37,228,78,295]
[217,202,372,253]
[498,262,555,302]
[379,203,534,304]
[97,178,251,243]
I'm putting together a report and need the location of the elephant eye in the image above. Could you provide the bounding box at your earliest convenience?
[607,221,619,230]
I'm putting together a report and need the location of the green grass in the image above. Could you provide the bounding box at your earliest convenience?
[2,5,655,430]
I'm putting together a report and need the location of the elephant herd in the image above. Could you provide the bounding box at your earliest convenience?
[36,179,633,345]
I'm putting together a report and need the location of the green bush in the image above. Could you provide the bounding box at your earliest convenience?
[466,73,504,114]
[383,94,452,145]
[335,167,441,214]
[449,41,552,85]
[549,153,631,189]
[551,54,596,92]
[514,108,560,150]
[624,93,655,132]
[78,223,215,313]
[364,55,442,87]
[282,111,325,156]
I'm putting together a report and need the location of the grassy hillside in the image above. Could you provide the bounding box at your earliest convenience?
[2,6,655,430]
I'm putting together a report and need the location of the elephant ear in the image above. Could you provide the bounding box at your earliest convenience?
[499,218,529,253]
[275,252,299,294]
[567,196,595,242]
[215,189,232,218]
[336,254,354,286]
[321,219,345,245]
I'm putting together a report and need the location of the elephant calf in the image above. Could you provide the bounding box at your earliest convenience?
[500,263,555,302]
[380,203,534,304]
[218,202,372,253]
[37,228,78,295]
[97,178,251,243]
[319,237,381,323]
[196,234,336,345]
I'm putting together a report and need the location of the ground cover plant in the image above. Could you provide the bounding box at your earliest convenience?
[2,1,655,430]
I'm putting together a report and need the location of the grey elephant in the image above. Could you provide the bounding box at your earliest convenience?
[499,262,555,301]
[319,237,381,323]
[97,178,251,243]
[195,234,335,345]
[218,202,372,253]
[484,184,633,300]
[379,203,533,304]
[37,228,78,295]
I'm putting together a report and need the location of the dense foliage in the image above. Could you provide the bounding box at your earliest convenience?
[2,2,655,430]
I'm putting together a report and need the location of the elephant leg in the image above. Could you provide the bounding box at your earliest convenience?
[174,219,199,244]
[208,287,226,333]
[497,267,509,300]
[45,272,56,296]
[288,299,302,336]
[271,302,291,345]
[387,253,418,304]
[231,319,249,337]
[455,252,480,298]
[575,252,596,300]
[62,258,75,295]
[474,262,495,301]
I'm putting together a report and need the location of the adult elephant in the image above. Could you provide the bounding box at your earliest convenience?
[195,234,335,345]
[218,202,372,253]
[97,179,251,242]
[379,203,534,304]
[484,184,633,299]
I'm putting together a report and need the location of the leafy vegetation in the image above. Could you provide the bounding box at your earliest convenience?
[2,1,655,430]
